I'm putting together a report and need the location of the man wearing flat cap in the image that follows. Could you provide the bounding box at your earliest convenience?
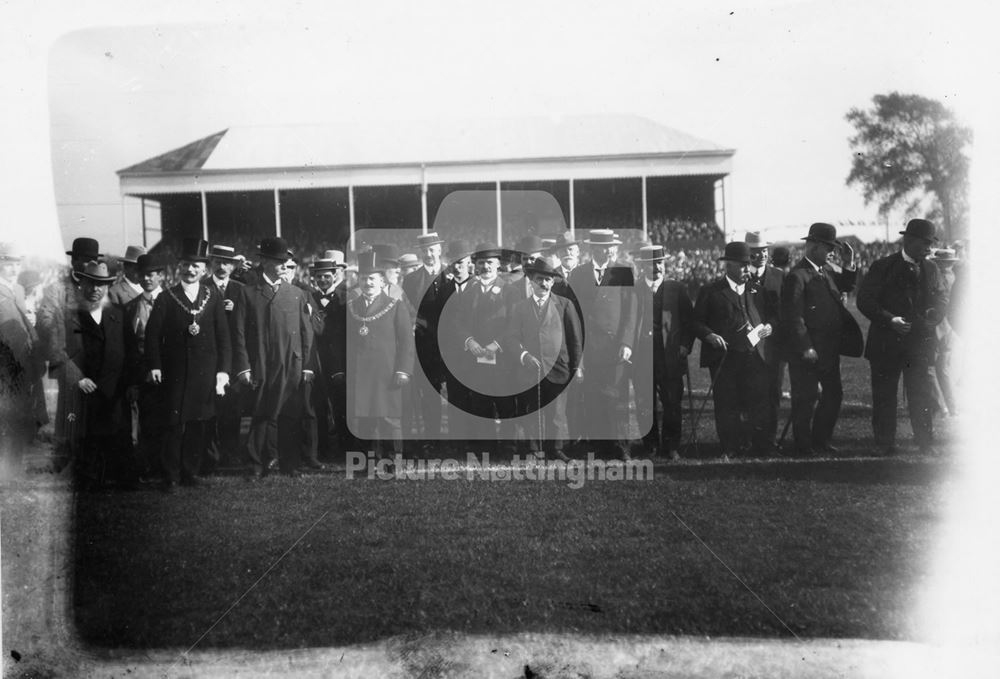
[567,229,637,459]
[233,237,315,477]
[694,242,778,459]
[857,218,949,455]
[145,239,231,490]
[781,222,863,457]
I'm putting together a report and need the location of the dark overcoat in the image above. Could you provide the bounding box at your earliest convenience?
[693,277,777,368]
[65,304,126,437]
[233,279,314,419]
[857,252,948,366]
[634,279,694,381]
[344,292,414,417]
[144,283,231,425]
[781,259,863,368]
[503,293,582,393]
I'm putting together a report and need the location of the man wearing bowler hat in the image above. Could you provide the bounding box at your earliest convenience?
[694,242,778,459]
[781,222,863,457]
[204,244,246,469]
[401,232,448,449]
[567,229,637,459]
[857,219,949,455]
[233,237,315,477]
[145,239,231,490]
[36,236,105,458]
[107,245,147,307]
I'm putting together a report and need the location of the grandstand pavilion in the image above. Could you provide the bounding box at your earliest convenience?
[117,115,734,256]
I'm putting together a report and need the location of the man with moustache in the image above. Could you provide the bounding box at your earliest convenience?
[337,249,413,461]
[781,223,862,457]
[745,231,786,446]
[857,218,949,455]
[401,232,448,450]
[632,245,694,460]
[122,253,167,483]
[504,259,582,462]
[63,260,133,489]
[145,239,231,491]
[567,229,637,460]
[107,245,147,307]
[311,250,350,460]
[233,237,314,477]
[203,244,245,470]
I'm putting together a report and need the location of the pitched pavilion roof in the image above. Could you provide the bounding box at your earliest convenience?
[118,115,732,176]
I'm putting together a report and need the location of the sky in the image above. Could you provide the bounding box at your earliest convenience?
[28,0,984,256]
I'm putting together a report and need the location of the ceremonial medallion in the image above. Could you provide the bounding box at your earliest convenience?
[359,325,369,336]
[189,321,200,336]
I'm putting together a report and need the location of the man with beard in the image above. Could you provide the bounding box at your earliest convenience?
[122,253,167,483]
[566,229,637,460]
[311,250,349,460]
[401,232,447,452]
[204,244,245,470]
[145,239,231,491]
[858,219,948,455]
[337,249,413,462]
[63,260,133,489]
[107,245,147,307]
[781,223,862,457]
[233,237,314,477]
[693,242,777,460]
[632,245,694,460]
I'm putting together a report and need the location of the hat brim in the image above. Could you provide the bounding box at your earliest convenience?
[179,256,211,263]
[635,255,668,263]
[718,256,750,264]
[417,238,446,247]
[523,265,563,279]
[802,236,841,246]
[899,230,939,243]
[72,271,116,284]
[210,254,242,262]
[583,239,623,246]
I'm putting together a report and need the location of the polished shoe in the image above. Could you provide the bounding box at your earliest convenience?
[553,450,572,463]
[814,442,840,454]
[266,458,279,472]
[300,460,330,472]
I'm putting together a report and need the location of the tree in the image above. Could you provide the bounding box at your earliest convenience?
[846,92,972,242]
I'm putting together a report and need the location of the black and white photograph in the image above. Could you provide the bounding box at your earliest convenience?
[1,1,997,676]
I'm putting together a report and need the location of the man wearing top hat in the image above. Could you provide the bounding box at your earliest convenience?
[36,236,104,458]
[745,231,786,445]
[310,250,350,461]
[107,245,147,307]
[632,245,694,460]
[0,242,48,478]
[204,244,246,469]
[781,222,863,457]
[694,242,778,459]
[233,237,315,477]
[336,249,414,459]
[401,232,448,447]
[503,234,546,301]
[503,258,582,462]
[145,239,231,490]
[122,253,167,482]
[62,260,134,488]
[857,218,949,455]
[566,229,637,459]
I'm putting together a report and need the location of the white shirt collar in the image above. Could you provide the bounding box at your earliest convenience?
[646,277,662,292]
[533,293,549,306]
[89,306,103,324]
[804,256,825,273]
[127,279,144,294]
[180,280,200,302]
[423,263,440,276]
[726,276,745,296]
[262,272,280,287]
[901,249,917,265]
[213,275,230,288]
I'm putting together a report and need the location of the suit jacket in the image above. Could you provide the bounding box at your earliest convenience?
[233,278,314,418]
[65,303,126,436]
[857,252,948,365]
[454,277,510,392]
[145,283,231,424]
[402,265,448,378]
[122,290,158,387]
[781,258,863,365]
[0,281,46,425]
[344,292,414,417]
[312,283,348,377]
[634,279,694,380]
[504,294,582,392]
[566,262,637,369]
[107,278,142,308]
[749,265,785,327]
[694,276,777,368]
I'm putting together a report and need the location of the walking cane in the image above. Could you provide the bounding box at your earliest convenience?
[775,410,793,451]
[683,346,728,457]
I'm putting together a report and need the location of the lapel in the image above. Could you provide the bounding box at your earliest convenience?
[719,279,744,317]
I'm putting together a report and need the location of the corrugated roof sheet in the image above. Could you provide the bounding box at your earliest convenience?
[118,115,730,175]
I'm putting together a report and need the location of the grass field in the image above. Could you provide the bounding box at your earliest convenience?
[9,302,962,654]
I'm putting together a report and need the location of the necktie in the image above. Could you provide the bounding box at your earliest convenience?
[595,268,605,285]
[135,293,153,335]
